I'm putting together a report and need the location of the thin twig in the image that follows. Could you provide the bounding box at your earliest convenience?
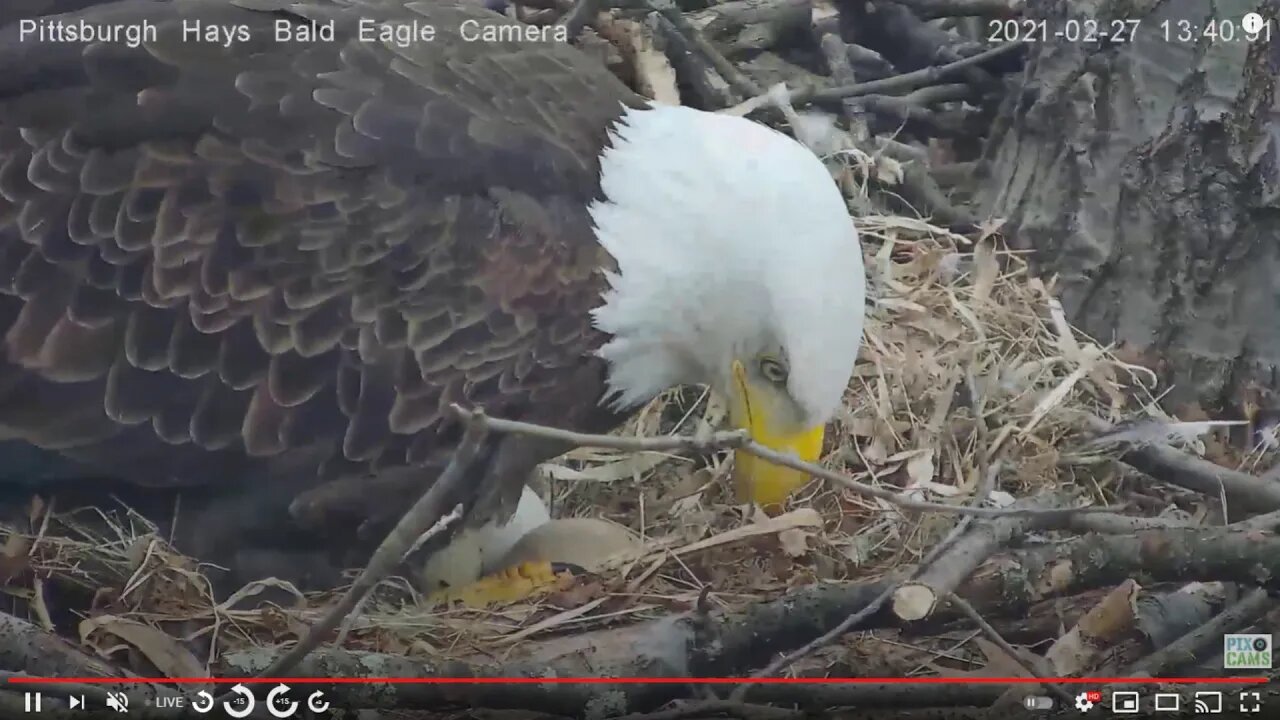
[948,592,1074,707]
[785,41,1022,108]
[29,578,54,633]
[728,461,1004,700]
[866,82,974,109]
[967,370,992,492]
[752,444,1105,518]
[229,411,491,700]
[736,584,894,690]
[335,504,463,646]
[453,406,747,452]
[452,405,1121,519]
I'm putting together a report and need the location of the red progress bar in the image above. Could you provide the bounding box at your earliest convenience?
[5,677,1271,685]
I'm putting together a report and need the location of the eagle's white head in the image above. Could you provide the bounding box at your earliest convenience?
[589,104,866,510]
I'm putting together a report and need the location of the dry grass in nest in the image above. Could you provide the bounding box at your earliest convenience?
[334,210,1162,659]
[472,217,1178,677]
[0,209,1170,671]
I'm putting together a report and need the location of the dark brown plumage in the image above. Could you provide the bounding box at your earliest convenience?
[0,0,643,587]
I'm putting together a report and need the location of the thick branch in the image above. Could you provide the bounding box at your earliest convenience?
[14,527,1279,715]
[1084,415,1280,513]
[693,0,811,55]
[892,494,1065,621]
[961,528,1280,610]
[796,42,1021,107]
[1126,588,1274,678]
[650,0,761,100]
[648,11,739,108]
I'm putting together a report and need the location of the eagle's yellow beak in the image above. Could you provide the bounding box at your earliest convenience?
[728,360,824,513]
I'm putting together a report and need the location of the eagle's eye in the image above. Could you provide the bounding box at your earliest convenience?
[758,356,788,386]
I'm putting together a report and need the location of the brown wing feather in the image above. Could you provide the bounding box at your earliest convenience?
[0,0,636,517]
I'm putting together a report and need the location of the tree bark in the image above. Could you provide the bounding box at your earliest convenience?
[978,0,1280,412]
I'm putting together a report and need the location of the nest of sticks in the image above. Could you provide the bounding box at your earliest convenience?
[3,0,1280,718]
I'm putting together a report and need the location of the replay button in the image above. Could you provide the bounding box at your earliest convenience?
[307,690,330,714]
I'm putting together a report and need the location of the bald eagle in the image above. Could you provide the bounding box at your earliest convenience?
[0,0,866,591]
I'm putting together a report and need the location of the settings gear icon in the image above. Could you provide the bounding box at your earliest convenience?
[1075,692,1095,712]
